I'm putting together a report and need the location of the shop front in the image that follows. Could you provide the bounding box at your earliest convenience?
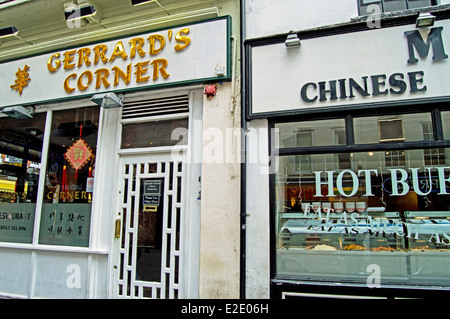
[0,16,231,298]
[245,12,450,298]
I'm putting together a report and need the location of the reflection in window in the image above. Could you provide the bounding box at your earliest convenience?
[276,119,346,148]
[0,113,46,243]
[442,111,450,139]
[422,122,446,165]
[354,113,432,144]
[295,130,312,171]
[385,150,406,167]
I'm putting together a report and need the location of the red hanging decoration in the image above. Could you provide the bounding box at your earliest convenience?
[64,120,93,172]
[61,165,67,203]
[64,139,93,171]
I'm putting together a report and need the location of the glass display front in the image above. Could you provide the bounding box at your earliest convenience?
[0,106,100,247]
[0,113,46,243]
[39,106,99,247]
[275,112,450,287]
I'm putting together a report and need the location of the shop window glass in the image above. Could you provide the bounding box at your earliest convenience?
[353,112,432,144]
[407,0,434,9]
[275,149,450,286]
[441,111,450,140]
[39,106,100,247]
[0,113,46,243]
[275,119,346,148]
[359,0,382,16]
[383,0,407,11]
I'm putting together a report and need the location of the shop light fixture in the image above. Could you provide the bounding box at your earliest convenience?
[131,0,169,15]
[285,31,301,48]
[64,4,97,21]
[90,92,124,108]
[0,26,19,39]
[2,105,34,119]
[131,0,157,6]
[416,12,435,28]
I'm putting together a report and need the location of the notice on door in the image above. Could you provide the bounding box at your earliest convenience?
[143,180,162,212]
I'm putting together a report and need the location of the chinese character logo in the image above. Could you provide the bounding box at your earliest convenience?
[10,65,31,95]
[64,139,93,170]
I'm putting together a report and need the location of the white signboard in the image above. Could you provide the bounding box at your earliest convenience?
[250,20,450,116]
[0,17,230,107]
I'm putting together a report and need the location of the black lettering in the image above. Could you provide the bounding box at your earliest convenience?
[349,77,370,98]
[371,74,388,96]
[318,80,338,101]
[404,27,448,64]
[389,73,407,94]
[408,71,427,92]
[300,82,318,102]
[338,78,347,99]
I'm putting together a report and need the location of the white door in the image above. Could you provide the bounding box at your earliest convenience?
[112,151,185,298]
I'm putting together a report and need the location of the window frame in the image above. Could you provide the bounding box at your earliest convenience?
[270,103,450,289]
[0,103,102,249]
[357,0,439,16]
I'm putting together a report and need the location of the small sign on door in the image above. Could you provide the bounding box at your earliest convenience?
[142,180,162,212]
[86,177,94,193]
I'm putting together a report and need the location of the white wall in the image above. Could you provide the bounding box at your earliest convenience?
[198,81,241,298]
[245,0,358,39]
[245,119,271,298]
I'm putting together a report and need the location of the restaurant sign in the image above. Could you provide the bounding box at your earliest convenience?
[250,20,450,116]
[0,17,230,107]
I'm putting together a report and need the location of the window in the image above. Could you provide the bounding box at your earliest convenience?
[358,0,437,15]
[0,113,46,243]
[296,130,312,171]
[275,118,346,148]
[39,106,99,247]
[0,105,100,247]
[121,118,188,149]
[422,122,446,165]
[441,110,450,139]
[384,150,406,167]
[353,112,432,144]
[274,107,450,288]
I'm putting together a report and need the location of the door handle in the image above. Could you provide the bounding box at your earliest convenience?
[114,218,121,238]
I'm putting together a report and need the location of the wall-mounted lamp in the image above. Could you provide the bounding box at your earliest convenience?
[64,4,97,21]
[416,12,435,28]
[0,26,19,39]
[130,0,169,15]
[0,25,34,45]
[2,105,34,119]
[284,31,301,48]
[215,63,226,77]
[131,0,157,5]
[90,92,124,108]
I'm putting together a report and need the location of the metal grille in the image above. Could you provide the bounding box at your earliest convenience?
[121,118,188,149]
[116,154,184,299]
[121,94,189,120]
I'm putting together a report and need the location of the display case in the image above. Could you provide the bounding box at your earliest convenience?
[276,206,450,285]
[404,211,450,285]
[272,104,450,292]
[276,204,409,283]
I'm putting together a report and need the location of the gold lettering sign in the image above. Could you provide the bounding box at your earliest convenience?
[46,29,191,94]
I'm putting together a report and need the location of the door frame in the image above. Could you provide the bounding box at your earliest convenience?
[112,150,186,298]
[107,88,203,298]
